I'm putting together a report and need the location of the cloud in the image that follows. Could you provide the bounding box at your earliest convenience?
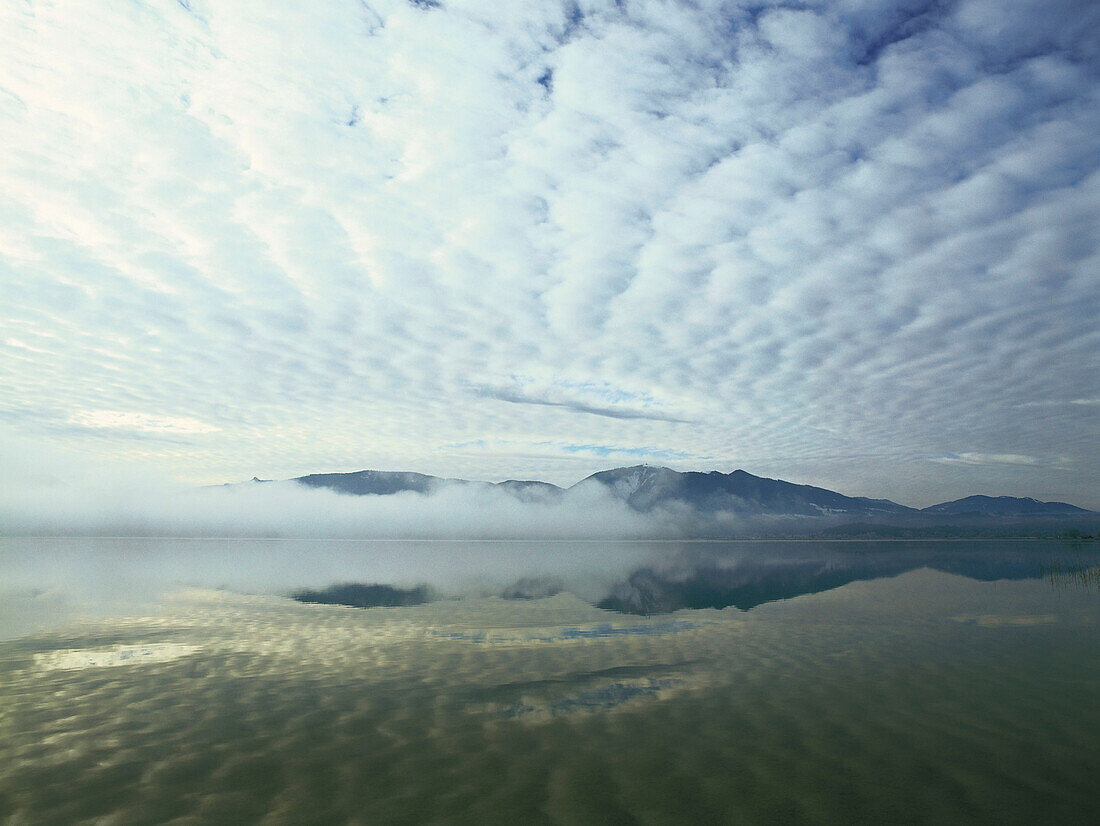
[68,410,220,434]
[1018,398,1100,408]
[0,0,1097,509]
[555,443,702,461]
[0,474,674,541]
[928,453,1042,467]
[472,384,691,423]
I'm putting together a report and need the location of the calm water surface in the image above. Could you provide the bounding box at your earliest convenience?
[1,538,1098,824]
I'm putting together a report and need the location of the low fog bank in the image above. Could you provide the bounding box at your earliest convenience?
[0,534,666,638]
[1,478,699,540]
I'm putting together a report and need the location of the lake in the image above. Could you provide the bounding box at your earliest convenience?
[1,538,1098,824]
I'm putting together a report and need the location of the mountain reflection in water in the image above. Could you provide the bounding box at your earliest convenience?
[1,539,1098,824]
[595,541,1100,613]
[262,540,1100,615]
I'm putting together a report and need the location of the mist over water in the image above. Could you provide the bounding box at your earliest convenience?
[0,477,685,539]
[0,536,660,639]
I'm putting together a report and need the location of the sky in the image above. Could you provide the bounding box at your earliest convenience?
[1,0,1098,513]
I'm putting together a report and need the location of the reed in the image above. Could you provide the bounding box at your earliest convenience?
[1042,559,1100,590]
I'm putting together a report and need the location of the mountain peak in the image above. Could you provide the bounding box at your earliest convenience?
[922,495,1089,516]
[577,466,915,518]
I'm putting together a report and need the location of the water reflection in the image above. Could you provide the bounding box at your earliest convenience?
[3,538,1099,639]
[597,541,1100,613]
[1,540,1098,825]
[1043,558,1100,590]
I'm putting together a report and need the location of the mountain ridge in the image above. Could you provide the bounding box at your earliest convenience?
[920,494,1090,516]
[269,464,1093,522]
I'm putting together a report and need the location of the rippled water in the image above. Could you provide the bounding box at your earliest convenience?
[1,538,1098,824]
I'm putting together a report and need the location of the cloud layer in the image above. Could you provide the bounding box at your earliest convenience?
[2,0,1098,509]
[0,477,670,540]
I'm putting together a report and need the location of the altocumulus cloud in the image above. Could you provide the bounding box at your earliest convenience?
[929,452,1042,467]
[0,0,1098,510]
[68,410,220,435]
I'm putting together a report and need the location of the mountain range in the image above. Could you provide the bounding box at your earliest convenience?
[271,465,1095,536]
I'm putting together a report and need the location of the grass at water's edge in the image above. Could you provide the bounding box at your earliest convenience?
[1042,560,1100,589]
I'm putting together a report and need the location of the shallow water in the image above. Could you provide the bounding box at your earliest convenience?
[1,538,1098,824]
